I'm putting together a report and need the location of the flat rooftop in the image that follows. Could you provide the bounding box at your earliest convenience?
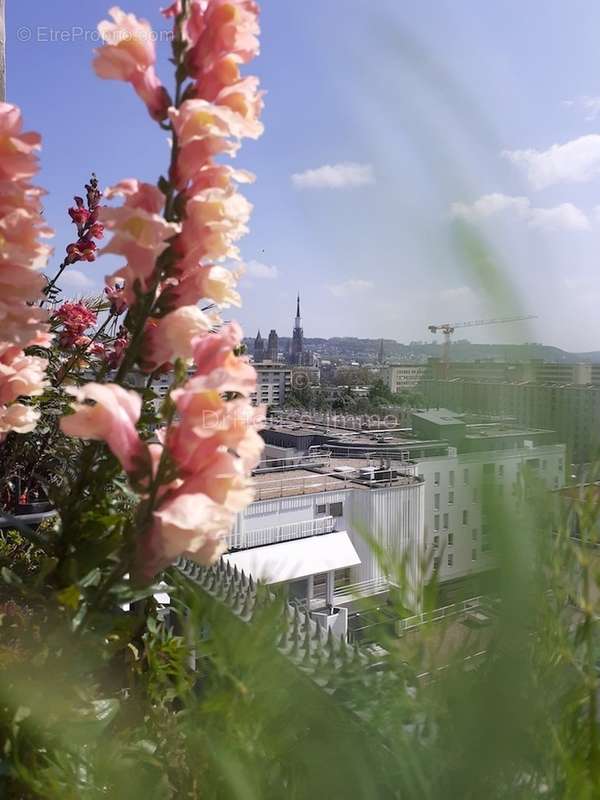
[251,457,422,500]
[263,424,322,437]
[465,423,555,439]
[412,409,466,427]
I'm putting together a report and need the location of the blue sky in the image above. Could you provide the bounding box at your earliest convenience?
[7,1,600,351]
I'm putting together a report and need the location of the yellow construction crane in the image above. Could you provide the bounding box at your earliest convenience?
[428,315,537,376]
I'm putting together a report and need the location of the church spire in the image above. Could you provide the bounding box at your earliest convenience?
[290,292,304,364]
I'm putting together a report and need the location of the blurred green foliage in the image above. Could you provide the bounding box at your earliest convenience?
[1,470,600,798]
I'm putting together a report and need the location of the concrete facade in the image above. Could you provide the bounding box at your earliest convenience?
[383,363,428,392]
[251,362,292,408]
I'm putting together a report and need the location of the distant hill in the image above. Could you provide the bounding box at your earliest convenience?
[244,336,600,364]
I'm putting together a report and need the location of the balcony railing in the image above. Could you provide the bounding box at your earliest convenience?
[253,452,332,474]
[333,577,391,606]
[228,515,336,550]
[395,595,487,633]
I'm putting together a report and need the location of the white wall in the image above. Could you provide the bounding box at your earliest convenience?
[416,443,566,583]
[234,479,426,608]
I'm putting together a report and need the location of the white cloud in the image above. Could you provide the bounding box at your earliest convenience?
[564,96,600,121]
[244,259,279,279]
[327,279,374,297]
[502,135,600,189]
[450,193,530,221]
[291,162,374,190]
[451,193,590,231]
[60,269,97,291]
[528,203,590,231]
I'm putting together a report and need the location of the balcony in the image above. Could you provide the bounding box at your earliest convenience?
[228,515,336,550]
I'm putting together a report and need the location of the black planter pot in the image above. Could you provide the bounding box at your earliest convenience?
[0,502,56,531]
[15,501,54,516]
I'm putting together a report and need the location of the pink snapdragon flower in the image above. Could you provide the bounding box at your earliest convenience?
[158,264,241,312]
[0,403,40,439]
[66,238,97,264]
[139,493,234,580]
[101,181,179,303]
[168,101,242,189]
[93,7,171,121]
[137,322,263,578]
[105,327,129,369]
[168,391,263,475]
[0,346,48,405]
[185,1,260,78]
[0,303,49,350]
[68,197,90,229]
[104,179,165,214]
[0,102,42,181]
[139,305,213,373]
[60,383,148,475]
[0,103,50,436]
[105,281,128,316]
[63,175,104,267]
[186,321,255,393]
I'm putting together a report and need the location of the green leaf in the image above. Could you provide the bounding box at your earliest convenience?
[79,567,102,588]
[1,567,23,586]
[146,616,159,635]
[57,584,82,609]
[90,698,120,727]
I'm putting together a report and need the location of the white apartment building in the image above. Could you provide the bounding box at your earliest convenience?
[415,443,565,584]
[383,363,427,393]
[259,410,567,597]
[251,362,292,408]
[224,457,426,628]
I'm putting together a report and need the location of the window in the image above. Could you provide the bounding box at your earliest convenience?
[329,502,343,518]
[443,513,449,530]
[449,470,455,487]
[472,548,477,561]
[448,533,454,546]
[472,488,479,503]
[434,493,440,511]
[316,504,326,515]
[433,535,439,548]
[463,468,469,485]
[472,529,478,541]
[434,471,440,486]
[434,514,440,531]
[462,510,468,525]
[448,553,454,567]
[433,557,440,571]
[334,568,351,590]
[448,491,454,505]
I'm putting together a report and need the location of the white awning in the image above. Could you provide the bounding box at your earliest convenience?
[223,531,361,585]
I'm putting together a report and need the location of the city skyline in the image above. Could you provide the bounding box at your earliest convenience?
[7,1,600,351]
